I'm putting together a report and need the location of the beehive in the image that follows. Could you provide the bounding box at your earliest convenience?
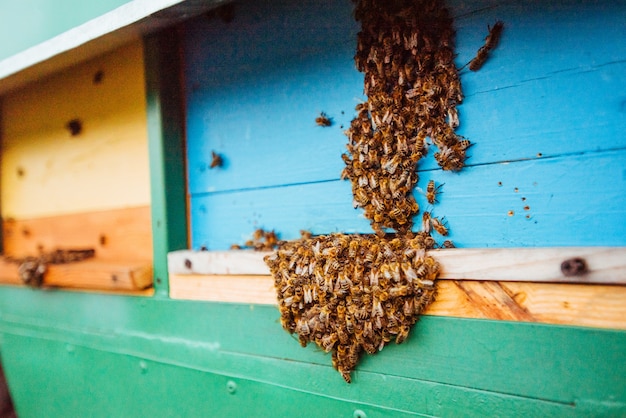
[0,41,153,292]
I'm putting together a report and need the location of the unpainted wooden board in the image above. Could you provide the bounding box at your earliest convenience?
[168,247,626,284]
[0,41,150,219]
[168,273,626,330]
[1,205,153,261]
[184,0,626,194]
[189,149,626,250]
[0,258,152,291]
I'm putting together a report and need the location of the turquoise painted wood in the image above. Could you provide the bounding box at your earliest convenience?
[184,0,626,250]
[145,29,189,297]
[191,149,626,249]
[0,0,132,61]
[0,288,625,417]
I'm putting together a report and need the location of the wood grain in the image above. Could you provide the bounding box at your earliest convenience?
[0,258,152,291]
[184,0,626,193]
[2,205,153,261]
[168,247,626,284]
[1,41,150,219]
[168,273,626,330]
[188,149,626,250]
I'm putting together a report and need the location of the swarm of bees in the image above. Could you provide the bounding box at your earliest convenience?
[263,0,480,383]
[3,248,95,287]
[231,228,281,251]
[265,232,438,383]
[341,0,470,235]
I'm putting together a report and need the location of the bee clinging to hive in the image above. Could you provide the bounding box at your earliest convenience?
[315,112,333,127]
[265,233,438,383]
[342,0,470,235]
[265,0,474,383]
[468,21,504,71]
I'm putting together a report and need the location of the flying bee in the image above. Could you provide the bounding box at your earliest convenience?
[431,216,449,236]
[425,180,443,204]
[315,112,333,127]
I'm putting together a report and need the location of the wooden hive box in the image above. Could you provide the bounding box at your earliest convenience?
[168,0,626,332]
[0,0,625,417]
[0,41,154,292]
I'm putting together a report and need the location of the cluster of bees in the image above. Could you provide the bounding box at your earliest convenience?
[263,0,485,383]
[231,228,281,251]
[265,232,439,383]
[342,0,468,234]
[3,248,95,287]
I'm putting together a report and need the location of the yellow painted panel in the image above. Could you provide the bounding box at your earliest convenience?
[1,41,150,219]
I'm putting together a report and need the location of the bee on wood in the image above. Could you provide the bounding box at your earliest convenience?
[210,151,223,168]
[441,240,456,248]
[468,21,504,71]
[316,112,333,127]
[425,180,443,204]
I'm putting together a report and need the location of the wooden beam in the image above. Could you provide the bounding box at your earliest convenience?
[2,206,153,262]
[168,274,626,330]
[0,258,152,291]
[0,0,227,94]
[168,247,626,284]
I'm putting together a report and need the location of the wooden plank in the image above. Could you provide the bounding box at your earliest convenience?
[184,0,360,195]
[0,258,152,291]
[168,247,626,284]
[2,205,153,261]
[168,273,626,330]
[188,149,626,250]
[1,42,151,219]
[169,274,276,304]
[183,0,626,195]
[144,28,190,297]
[3,333,603,418]
[0,0,226,94]
[2,287,624,409]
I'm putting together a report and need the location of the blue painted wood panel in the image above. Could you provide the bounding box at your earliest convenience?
[191,149,626,249]
[183,0,626,250]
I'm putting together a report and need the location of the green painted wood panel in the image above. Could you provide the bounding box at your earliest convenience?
[0,288,625,416]
[145,28,189,297]
[0,0,132,61]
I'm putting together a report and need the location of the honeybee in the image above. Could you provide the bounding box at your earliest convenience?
[395,325,411,344]
[316,112,333,127]
[468,21,504,71]
[425,180,443,204]
[441,240,455,248]
[431,216,449,236]
[422,211,432,233]
[210,150,223,168]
